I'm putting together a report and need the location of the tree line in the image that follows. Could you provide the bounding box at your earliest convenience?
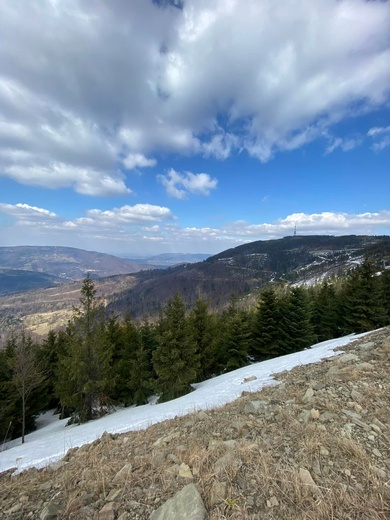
[1,259,389,443]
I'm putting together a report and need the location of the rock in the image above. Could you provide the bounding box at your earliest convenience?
[178,463,193,479]
[351,389,362,401]
[302,387,314,403]
[242,375,257,384]
[113,463,133,483]
[40,502,62,520]
[298,468,322,496]
[153,431,180,447]
[210,481,228,506]
[267,496,279,508]
[151,452,166,468]
[244,401,267,414]
[214,451,241,476]
[48,460,68,471]
[356,362,374,371]
[298,410,311,423]
[98,502,118,520]
[106,489,123,502]
[310,408,320,420]
[336,353,359,364]
[150,483,207,520]
[359,342,375,350]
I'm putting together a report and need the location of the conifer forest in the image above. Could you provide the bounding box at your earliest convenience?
[1,259,389,443]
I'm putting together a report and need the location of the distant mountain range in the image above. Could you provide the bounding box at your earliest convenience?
[0,247,213,296]
[1,235,389,339]
[0,246,151,294]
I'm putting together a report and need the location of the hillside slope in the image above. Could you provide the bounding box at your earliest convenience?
[107,234,390,317]
[1,327,388,519]
[0,246,149,285]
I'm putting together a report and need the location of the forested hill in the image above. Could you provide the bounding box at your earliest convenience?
[107,234,390,318]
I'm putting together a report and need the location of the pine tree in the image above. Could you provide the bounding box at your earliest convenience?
[279,287,314,354]
[251,288,281,360]
[341,259,386,333]
[153,294,199,402]
[218,298,250,372]
[311,281,340,342]
[56,275,113,423]
[188,298,218,379]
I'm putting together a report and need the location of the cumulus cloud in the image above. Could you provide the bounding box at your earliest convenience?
[0,203,58,221]
[1,202,389,255]
[158,168,218,198]
[122,153,157,170]
[0,0,388,195]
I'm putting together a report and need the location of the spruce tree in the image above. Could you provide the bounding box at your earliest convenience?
[218,298,250,372]
[56,275,113,423]
[341,259,386,333]
[188,298,218,379]
[251,288,281,360]
[311,281,340,342]
[279,287,314,354]
[153,294,199,402]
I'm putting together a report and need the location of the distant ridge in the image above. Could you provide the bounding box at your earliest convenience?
[0,246,151,289]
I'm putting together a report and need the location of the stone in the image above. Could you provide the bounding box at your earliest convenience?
[351,389,362,401]
[113,463,133,483]
[40,502,62,520]
[150,484,207,520]
[244,401,267,414]
[310,408,320,420]
[106,489,123,502]
[298,410,311,423]
[214,451,241,476]
[302,387,314,403]
[358,342,375,350]
[356,362,374,371]
[210,481,228,506]
[98,502,118,520]
[336,353,359,364]
[178,463,193,479]
[242,375,257,384]
[48,460,68,472]
[151,452,166,468]
[267,496,279,508]
[298,468,322,496]
[153,431,180,447]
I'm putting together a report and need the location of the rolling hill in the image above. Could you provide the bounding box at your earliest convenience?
[1,234,389,339]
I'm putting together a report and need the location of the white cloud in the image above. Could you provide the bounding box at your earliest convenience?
[122,153,157,170]
[2,203,389,255]
[0,0,388,195]
[367,125,390,151]
[4,163,130,197]
[158,168,218,199]
[0,203,58,220]
[325,136,362,155]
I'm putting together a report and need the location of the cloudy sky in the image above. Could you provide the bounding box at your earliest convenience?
[0,0,389,257]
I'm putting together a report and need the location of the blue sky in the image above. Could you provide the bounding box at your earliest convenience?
[0,0,389,257]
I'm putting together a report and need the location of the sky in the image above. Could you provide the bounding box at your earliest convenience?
[0,0,389,258]
[0,332,364,474]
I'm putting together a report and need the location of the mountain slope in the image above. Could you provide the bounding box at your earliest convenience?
[0,246,150,284]
[0,327,388,519]
[107,234,390,317]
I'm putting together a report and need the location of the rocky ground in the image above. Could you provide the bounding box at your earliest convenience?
[1,328,389,519]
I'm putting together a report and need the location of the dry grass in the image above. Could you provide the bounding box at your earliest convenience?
[1,328,389,519]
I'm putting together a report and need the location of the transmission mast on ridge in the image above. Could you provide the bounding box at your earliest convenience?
[293,225,297,237]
